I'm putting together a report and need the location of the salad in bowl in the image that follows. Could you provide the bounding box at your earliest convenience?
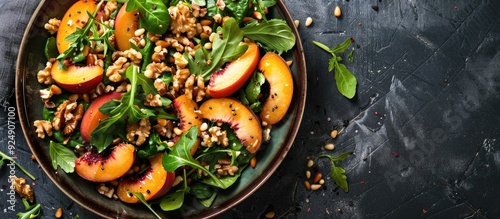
[17,0,305,217]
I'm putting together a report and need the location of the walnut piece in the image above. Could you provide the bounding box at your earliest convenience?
[63,103,84,135]
[144,94,163,107]
[33,120,53,139]
[144,62,171,79]
[200,126,228,147]
[126,118,151,146]
[106,56,128,82]
[169,3,197,38]
[10,176,34,203]
[44,18,61,35]
[37,60,55,85]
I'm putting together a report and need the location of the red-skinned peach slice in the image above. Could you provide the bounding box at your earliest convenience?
[114,2,139,51]
[199,98,262,153]
[50,61,103,93]
[56,0,97,54]
[173,94,203,155]
[80,92,123,142]
[116,153,175,203]
[206,42,260,98]
[75,143,135,182]
[259,52,294,125]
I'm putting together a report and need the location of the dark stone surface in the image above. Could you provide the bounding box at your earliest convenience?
[1,0,500,218]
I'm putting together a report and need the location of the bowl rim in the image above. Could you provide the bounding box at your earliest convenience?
[15,0,306,218]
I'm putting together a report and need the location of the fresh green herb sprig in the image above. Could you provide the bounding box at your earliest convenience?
[319,151,353,192]
[16,198,41,219]
[0,151,36,180]
[133,192,162,219]
[313,38,357,99]
[242,19,296,54]
[49,141,77,173]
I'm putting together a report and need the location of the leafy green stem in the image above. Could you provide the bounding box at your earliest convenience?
[0,151,36,181]
[17,198,41,219]
[319,151,353,192]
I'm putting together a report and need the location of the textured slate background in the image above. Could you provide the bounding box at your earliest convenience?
[1,0,500,218]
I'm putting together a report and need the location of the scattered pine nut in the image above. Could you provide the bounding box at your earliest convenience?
[319,179,325,185]
[304,180,311,190]
[307,159,314,167]
[286,60,293,67]
[305,17,313,27]
[265,210,275,218]
[253,11,263,20]
[294,19,300,27]
[31,154,36,161]
[134,28,145,37]
[330,130,338,139]
[55,208,63,218]
[334,6,342,18]
[313,172,323,183]
[310,184,322,191]
[250,156,257,168]
[306,170,311,179]
[324,143,335,151]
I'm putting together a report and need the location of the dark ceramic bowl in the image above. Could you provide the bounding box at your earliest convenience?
[16,0,306,218]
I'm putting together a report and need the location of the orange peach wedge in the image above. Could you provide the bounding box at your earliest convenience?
[259,52,294,125]
[114,2,139,51]
[56,0,97,54]
[80,91,123,142]
[199,98,262,153]
[75,143,135,182]
[206,42,260,98]
[173,94,203,155]
[50,61,103,93]
[116,153,175,203]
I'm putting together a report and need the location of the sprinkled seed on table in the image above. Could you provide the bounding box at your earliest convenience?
[319,179,325,185]
[55,208,63,218]
[294,19,299,27]
[311,184,321,190]
[265,210,275,218]
[250,156,257,168]
[305,17,313,27]
[313,172,323,183]
[325,143,335,151]
[330,129,338,139]
[334,6,342,17]
[304,180,311,190]
[307,159,314,167]
[306,170,311,179]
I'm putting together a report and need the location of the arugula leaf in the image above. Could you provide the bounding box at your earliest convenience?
[132,192,162,219]
[17,199,41,219]
[319,151,353,192]
[126,0,171,35]
[49,141,77,173]
[313,38,358,99]
[0,151,36,180]
[162,126,227,188]
[91,65,150,152]
[159,190,185,211]
[197,17,247,80]
[242,19,296,54]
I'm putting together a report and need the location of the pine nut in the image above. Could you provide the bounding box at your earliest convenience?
[250,156,257,168]
[310,184,321,191]
[200,122,208,131]
[134,28,145,37]
[55,208,63,218]
[265,210,275,218]
[313,172,323,183]
[286,60,293,66]
[330,130,338,139]
[325,143,335,151]
[305,17,313,27]
[306,170,311,179]
[307,159,314,167]
[304,180,311,190]
[319,179,325,185]
[157,118,168,127]
[200,19,212,26]
[204,42,213,50]
[294,19,299,27]
[253,11,262,20]
[174,127,183,135]
[50,85,62,95]
[334,6,342,18]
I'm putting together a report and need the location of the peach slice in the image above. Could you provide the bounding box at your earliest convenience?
[199,98,262,153]
[206,42,260,98]
[75,143,135,182]
[173,94,203,155]
[116,153,175,203]
[56,0,97,54]
[51,61,104,93]
[114,2,139,51]
[259,52,294,125]
[80,92,123,142]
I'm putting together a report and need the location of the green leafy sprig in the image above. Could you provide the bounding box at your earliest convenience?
[313,38,357,99]
[16,198,41,219]
[242,19,296,54]
[49,141,77,173]
[0,151,35,180]
[319,151,353,192]
[126,0,171,35]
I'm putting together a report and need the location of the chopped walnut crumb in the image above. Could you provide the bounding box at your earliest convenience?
[169,3,197,38]
[126,118,151,146]
[37,59,55,85]
[33,120,53,139]
[44,18,61,35]
[144,62,171,79]
[200,126,229,147]
[154,78,168,96]
[144,94,163,107]
[10,176,34,203]
[96,183,115,199]
[106,57,128,82]
[63,103,84,135]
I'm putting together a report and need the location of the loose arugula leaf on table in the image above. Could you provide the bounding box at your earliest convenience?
[189,17,247,80]
[49,141,77,173]
[0,151,36,180]
[91,65,150,152]
[162,126,227,188]
[17,198,41,219]
[132,192,162,219]
[126,0,171,35]
[242,19,296,54]
[319,151,353,192]
[313,38,357,99]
